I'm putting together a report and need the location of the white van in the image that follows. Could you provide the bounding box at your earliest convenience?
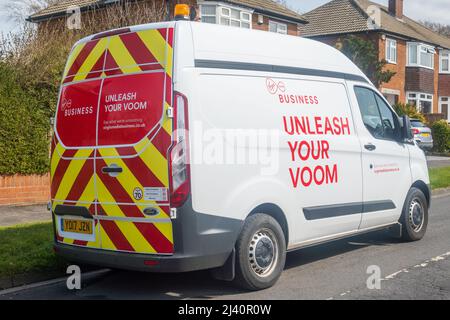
[51,20,430,290]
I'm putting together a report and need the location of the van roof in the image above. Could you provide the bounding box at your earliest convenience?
[74,21,370,84]
[188,22,369,83]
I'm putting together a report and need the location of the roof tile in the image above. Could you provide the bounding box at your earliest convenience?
[300,0,450,49]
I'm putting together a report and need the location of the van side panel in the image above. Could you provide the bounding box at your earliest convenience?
[188,72,363,245]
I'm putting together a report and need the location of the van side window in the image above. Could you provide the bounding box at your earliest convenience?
[374,94,398,140]
[354,87,399,141]
[354,87,384,139]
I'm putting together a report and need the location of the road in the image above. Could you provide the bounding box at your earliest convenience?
[1,194,449,300]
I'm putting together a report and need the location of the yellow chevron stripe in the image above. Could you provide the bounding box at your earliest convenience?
[162,102,172,135]
[50,143,65,181]
[108,35,141,74]
[97,179,156,253]
[154,222,173,243]
[166,41,173,77]
[54,149,93,201]
[63,43,86,79]
[137,30,171,77]
[73,38,108,82]
[138,143,169,186]
[75,176,96,209]
[99,222,116,250]
[98,148,148,199]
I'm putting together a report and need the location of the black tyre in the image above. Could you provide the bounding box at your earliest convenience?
[399,187,428,241]
[234,213,286,290]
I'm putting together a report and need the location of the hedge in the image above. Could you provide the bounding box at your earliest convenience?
[0,63,51,175]
[431,120,450,153]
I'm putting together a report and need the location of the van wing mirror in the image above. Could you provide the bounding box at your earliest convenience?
[401,115,414,142]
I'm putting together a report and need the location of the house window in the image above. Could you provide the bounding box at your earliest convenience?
[386,38,397,64]
[200,4,252,29]
[407,43,435,69]
[269,21,288,34]
[440,50,450,73]
[407,92,433,114]
[439,97,449,121]
[201,4,217,24]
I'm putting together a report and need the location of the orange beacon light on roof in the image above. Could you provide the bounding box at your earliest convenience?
[174,4,190,21]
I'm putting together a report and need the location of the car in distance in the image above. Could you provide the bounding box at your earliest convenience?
[410,119,433,150]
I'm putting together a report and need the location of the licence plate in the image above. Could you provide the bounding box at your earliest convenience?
[62,219,93,234]
[422,133,430,137]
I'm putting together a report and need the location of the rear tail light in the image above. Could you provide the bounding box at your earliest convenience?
[169,92,190,208]
[411,128,420,135]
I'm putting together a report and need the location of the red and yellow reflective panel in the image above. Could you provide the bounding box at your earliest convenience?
[52,27,174,254]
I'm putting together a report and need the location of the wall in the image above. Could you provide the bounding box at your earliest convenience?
[438,74,450,97]
[378,36,406,104]
[405,67,435,94]
[0,174,50,206]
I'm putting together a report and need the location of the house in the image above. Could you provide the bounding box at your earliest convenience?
[27,0,308,36]
[300,0,450,122]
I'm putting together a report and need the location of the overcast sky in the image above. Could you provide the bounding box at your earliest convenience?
[0,0,449,34]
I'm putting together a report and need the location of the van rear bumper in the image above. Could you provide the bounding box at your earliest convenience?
[54,197,244,273]
[54,242,231,273]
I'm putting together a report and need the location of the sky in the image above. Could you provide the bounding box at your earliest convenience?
[0,0,449,35]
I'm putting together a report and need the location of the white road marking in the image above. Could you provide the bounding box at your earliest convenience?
[330,251,450,300]
[0,269,111,296]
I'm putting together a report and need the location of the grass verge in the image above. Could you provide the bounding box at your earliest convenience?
[429,166,450,190]
[0,222,68,287]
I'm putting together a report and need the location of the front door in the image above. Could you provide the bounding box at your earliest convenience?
[440,97,449,122]
[352,86,411,229]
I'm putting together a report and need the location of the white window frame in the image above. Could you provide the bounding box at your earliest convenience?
[200,4,218,24]
[269,20,288,34]
[407,42,435,69]
[407,92,434,114]
[199,2,252,29]
[439,97,450,120]
[440,50,450,74]
[385,38,397,64]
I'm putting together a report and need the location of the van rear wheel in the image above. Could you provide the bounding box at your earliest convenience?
[234,214,286,290]
[399,187,428,241]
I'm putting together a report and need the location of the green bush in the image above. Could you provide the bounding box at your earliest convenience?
[0,62,51,175]
[431,120,450,153]
[393,103,427,123]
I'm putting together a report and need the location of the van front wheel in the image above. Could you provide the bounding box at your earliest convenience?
[400,187,428,241]
[234,214,286,290]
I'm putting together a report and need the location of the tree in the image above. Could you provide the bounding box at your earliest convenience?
[421,21,450,38]
[340,35,396,87]
[2,0,56,23]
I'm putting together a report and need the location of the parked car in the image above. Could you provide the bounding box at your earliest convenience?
[410,119,433,150]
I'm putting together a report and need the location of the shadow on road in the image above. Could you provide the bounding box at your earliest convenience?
[73,229,399,300]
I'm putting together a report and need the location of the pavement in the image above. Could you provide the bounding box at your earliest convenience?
[0,191,449,300]
[427,156,450,168]
[0,204,50,227]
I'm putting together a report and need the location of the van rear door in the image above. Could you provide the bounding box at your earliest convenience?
[53,26,175,254]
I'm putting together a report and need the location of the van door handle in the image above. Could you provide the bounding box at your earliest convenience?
[364,144,376,151]
[101,166,123,174]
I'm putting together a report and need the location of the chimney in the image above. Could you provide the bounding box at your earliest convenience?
[389,0,404,19]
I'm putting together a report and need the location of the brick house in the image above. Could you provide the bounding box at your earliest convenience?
[28,0,308,36]
[300,0,450,122]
